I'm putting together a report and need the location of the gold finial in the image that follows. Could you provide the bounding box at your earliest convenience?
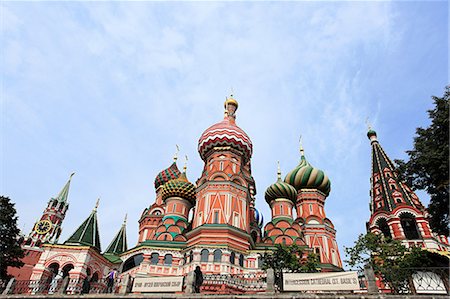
[183,155,188,172]
[277,161,281,180]
[93,198,100,211]
[299,135,304,156]
[365,117,372,130]
[173,145,180,162]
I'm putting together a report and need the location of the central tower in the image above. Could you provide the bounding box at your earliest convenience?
[187,96,257,252]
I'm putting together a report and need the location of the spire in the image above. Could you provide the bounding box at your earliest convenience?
[369,131,424,213]
[104,214,128,255]
[173,145,180,162]
[183,155,188,172]
[299,135,305,157]
[54,172,75,202]
[366,119,378,142]
[277,161,282,181]
[224,93,238,120]
[64,199,101,251]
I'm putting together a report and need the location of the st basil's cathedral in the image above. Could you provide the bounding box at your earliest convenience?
[8,95,448,292]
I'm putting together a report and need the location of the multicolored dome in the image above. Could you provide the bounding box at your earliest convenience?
[284,155,331,196]
[265,178,297,204]
[198,102,252,161]
[154,162,181,189]
[161,172,196,204]
[367,129,377,139]
[254,208,264,228]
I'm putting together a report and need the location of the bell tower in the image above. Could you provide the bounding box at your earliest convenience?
[26,173,74,247]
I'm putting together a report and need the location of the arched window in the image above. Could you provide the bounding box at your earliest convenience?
[400,213,420,240]
[164,254,173,266]
[122,254,144,272]
[213,249,222,262]
[257,256,263,269]
[315,248,321,262]
[189,250,193,263]
[47,262,59,276]
[200,249,209,262]
[239,254,244,267]
[62,264,74,278]
[151,253,159,265]
[230,252,235,264]
[376,218,392,239]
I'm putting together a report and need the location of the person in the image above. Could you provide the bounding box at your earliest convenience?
[106,268,117,293]
[81,274,91,294]
[193,266,203,293]
[48,270,63,294]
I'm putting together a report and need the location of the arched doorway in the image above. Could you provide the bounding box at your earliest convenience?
[122,254,144,273]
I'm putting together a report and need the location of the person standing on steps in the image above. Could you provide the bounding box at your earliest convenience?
[106,268,117,293]
[193,266,203,293]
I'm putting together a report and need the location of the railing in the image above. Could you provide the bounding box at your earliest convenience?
[201,272,267,294]
[3,278,111,295]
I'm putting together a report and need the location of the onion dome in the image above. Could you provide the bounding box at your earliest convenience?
[265,165,297,204]
[198,96,252,161]
[161,172,196,204]
[154,162,181,189]
[367,129,377,139]
[284,153,331,196]
[254,208,264,228]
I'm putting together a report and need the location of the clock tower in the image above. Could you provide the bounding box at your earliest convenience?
[25,173,74,247]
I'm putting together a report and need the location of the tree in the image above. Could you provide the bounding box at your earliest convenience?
[261,244,319,290]
[0,196,24,284]
[395,86,449,236]
[345,233,449,294]
[345,233,409,293]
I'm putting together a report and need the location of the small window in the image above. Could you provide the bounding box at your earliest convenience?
[230,252,235,264]
[239,254,244,267]
[220,161,224,171]
[173,203,177,212]
[309,204,313,213]
[151,253,159,265]
[213,211,219,224]
[213,249,222,262]
[164,254,172,266]
[200,249,209,262]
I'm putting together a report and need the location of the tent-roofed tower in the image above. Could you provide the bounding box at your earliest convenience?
[366,129,449,250]
[26,173,75,247]
[104,214,128,263]
[65,199,101,251]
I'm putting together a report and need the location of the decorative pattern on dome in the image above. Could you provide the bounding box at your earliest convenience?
[154,162,181,189]
[263,219,305,246]
[284,156,331,196]
[254,208,264,228]
[265,179,297,204]
[198,119,252,161]
[161,173,196,204]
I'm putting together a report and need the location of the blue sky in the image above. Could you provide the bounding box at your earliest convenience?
[1,1,448,266]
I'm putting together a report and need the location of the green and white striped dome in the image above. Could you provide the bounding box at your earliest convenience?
[265,178,297,204]
[284,155,331,196]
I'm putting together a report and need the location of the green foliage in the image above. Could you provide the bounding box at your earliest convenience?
[395,86,449,236]
[345,233,449,294]
[261,244,319,273]
[0,196,24,284]
[261,244,319,291]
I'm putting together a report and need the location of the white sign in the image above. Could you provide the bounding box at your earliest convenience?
[132,276,184,293]
[283,271,360,291]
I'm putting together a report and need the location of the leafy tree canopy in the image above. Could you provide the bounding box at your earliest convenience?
[0,196,24,284]
[345,233,449,293]
[261,244,319,273]
[395,86,449,236]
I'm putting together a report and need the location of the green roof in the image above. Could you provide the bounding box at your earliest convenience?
[104,215,128,255]
[52,172,75,203]
[64,199,101,251]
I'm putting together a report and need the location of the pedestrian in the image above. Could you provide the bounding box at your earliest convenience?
[193,266,203,293]
[81,274,91,294]
[106,268,117,293]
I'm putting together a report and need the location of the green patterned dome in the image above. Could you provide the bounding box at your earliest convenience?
[367,129,377,139]
[265,178,297,204]
[161,172,196,204]
[284,155,331,196]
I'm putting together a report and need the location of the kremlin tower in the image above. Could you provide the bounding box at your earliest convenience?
[366,129,449,251]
